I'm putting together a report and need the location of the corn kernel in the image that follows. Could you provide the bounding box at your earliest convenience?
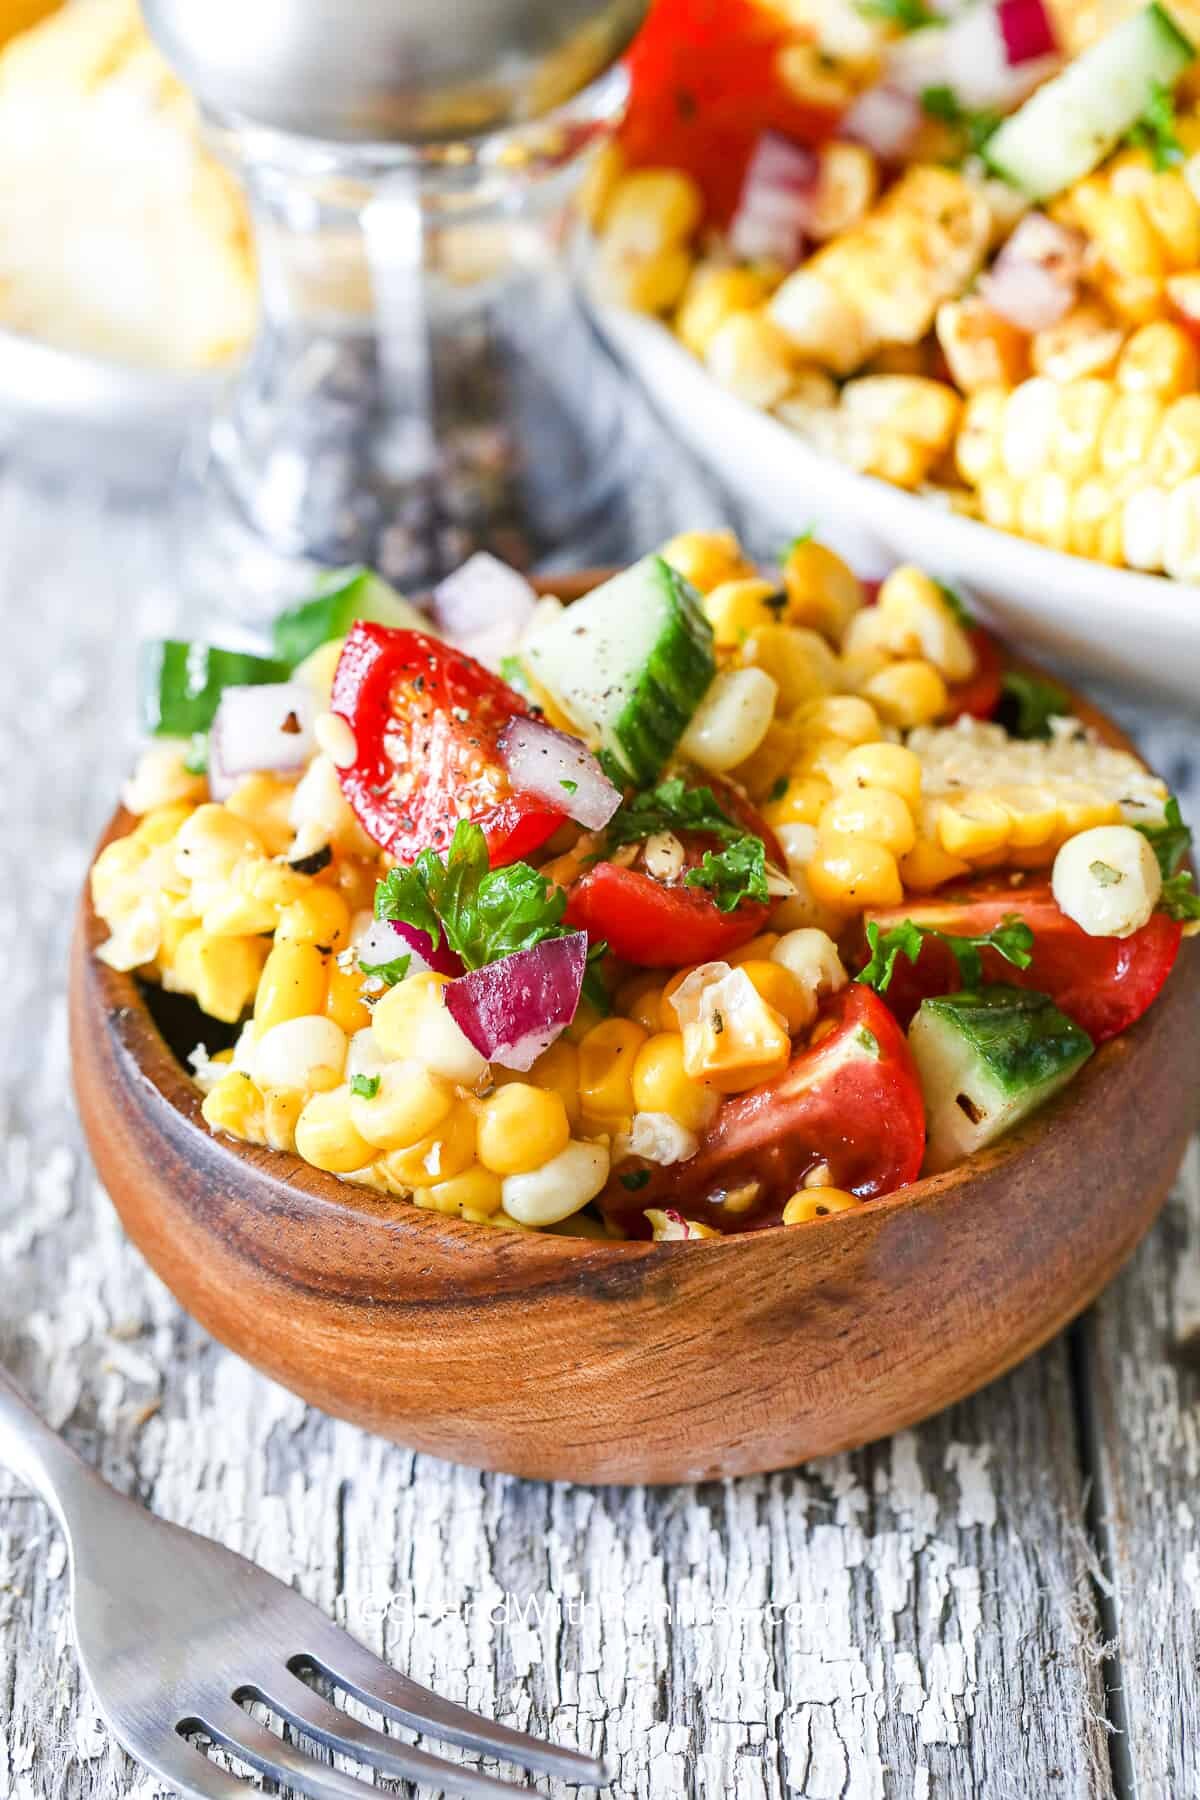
[202,1070,266,1143]
[603,168,704,256]
[808,141,879,240]
[734,717,808,800]
[524,1037,582,1131]
[831,742,922,811]
[1100,392,1164,477]
[703,577,790,648]
[807,834,902,910]
[261,1086,305,1154]
[796,694,882,744]
[378,1100,478,1188]
[631,1032,719,1132]
[255,1015,347,1093]
[224,773,297,857]
[325,961,372,1035]
[577,138,625,231]
[1149,395,1200,486]
[724,932,781,967]
[275,887,351,950]
[705,310,797,410]
[861,660,948,729]
[680,665,778,773]
[294,1086,374,1174]
[875,565,976,682]
[131,802,194,849]
[936,295,1026,393]
[254,940,330,1032]
[740,623,839,710]
[577,1017,648,1127]
[1164,473,1200,579]
[424,1166,504,1219]
[781,540,864,643]
[1019,470,1073,553]
[956,387,1007,486]
[595,243,693,313]
[819,787,916,856]
[936,792,1012,859]
[676,265,771,359]
[371,971,488,1084]
[737,960,810,1034]
[673,963,792,1093]
[783,1187,859,1223]
[763,776,833,828]
[173,930,267,1024]
[616,972,667,1036]
[175,804,264,880]
[349,1060,455,1151]
[659,529,753,594]
[774,40,859,109]
[476,1083,570,1176]
[1117,320,1199,400]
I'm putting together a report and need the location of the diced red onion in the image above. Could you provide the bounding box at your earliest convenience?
[497,715,621,831]
[354,916,462,980]
[981,212,1084,332]
[209,683,315,802]
[840,85,924,161]
[445,933,589,1071]
[728,131,819,267]
[431,552,537,672]
[997,0,1057,63]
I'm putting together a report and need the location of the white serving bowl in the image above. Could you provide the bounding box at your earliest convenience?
[596,304,1200,710]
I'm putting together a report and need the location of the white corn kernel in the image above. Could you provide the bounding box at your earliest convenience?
[314,712,359,770]
[122,741,205,816]
[1001,378,1058,480]
[1163,476,1200,581]
[1122,486,1169,572]
[616,1113,700,1167]
[678,666,778,773]
[254,1015,348,1092]
[501,1139,611,1227]
[345,1027,389,1081]
[1051,825,1162,938]
[769,929,848,1024]
[705,311,796,410]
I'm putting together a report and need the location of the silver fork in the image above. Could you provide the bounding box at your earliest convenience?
[0,1364,609,1800]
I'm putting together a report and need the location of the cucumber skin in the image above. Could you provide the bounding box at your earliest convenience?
[983,2,1195,198]
[139,642,289,739]
[272,567,410,668]
[606,559,716,788]
[919,986,1093,1100]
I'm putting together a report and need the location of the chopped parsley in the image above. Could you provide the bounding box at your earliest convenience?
[1126,79,1184,171]
[685,834,770,913]
[621,1169,652,1191]
[1090,860,1122,888]
[560,778,579,795]
[358,950,412,988]
[920,85,1002,156]
[1136,795,1192,879]
[857,0,938,29]
[1159,872,1200,922]
[998,670,1072,740]
[858,915,1035,994]
[350,1073,381,1099]
[608,778,770,913]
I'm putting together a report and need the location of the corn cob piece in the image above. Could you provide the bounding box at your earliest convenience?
[1052,132,1200,325]
[768,167,992,376]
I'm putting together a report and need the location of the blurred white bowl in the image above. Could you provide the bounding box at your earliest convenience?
[596,304,1200,710]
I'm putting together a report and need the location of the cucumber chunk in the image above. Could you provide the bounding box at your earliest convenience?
[139,642,289,739]
[524,554,716,788]
[984,2,1194,200]
[271,566,426,668]
[910,986,1094,1173]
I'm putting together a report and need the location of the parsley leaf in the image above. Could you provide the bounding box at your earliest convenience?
[498,653,532,698]
[560,778,579,795]
[374,819,569,970]
[684,835,770,913]
[857,0,938,29]
[1126,79,1184,171]
[998,670,1072,740]
[934,579,973,628]
[921,85,1001,156]
[608,778,744,849]
[858,915,1035,993]
[1136,795,1192,880]
[782,524,816,558]
[358,950,412,988]
[350,1073,381,1099]
[1160,871,1200,922]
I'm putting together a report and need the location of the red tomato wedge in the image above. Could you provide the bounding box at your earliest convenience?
[564,784,784,967]
[330,625,565,867]
[861,882,1182,1043]
[601,984,925,1234]
[946,625,1004,722]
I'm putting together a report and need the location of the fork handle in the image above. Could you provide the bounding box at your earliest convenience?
[0,1363,104,1530]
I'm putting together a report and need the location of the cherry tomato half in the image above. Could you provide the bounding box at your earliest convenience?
[861,881,1182,1044]
[330,625,564,867]
[601,984,926,1234]
[946,625,1004,722]
[564,784,784,968]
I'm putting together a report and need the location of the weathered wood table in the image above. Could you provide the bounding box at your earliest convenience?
[0,465,1196,1800]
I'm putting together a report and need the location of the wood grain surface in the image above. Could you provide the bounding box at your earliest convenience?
[0,470,1194,1795]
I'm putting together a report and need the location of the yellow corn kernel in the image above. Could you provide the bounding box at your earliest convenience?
[781,540,864,643]
[978,474,1021,533]
[173,930,267,1024]
[935,295,1026,393]
[476,1083,570,1176]
[956,386,1007,486]
[324,961,372,1035]
[156,908,195,973]
[1100,392,1165,478]
[818,787,916,856]
[1049,379,1111,479]
[795,694,882,745]
[676,265,771,359]
[294,1086,374,1174]
[875,565,976,683]
[577,1017,648,1128]
[705,310,797,410]
[725,933,781,967]
[763,775,833,828]
[783,1187,859,1223]
[830,742,922,812]
[737,960,810,1034]
[733,717,808,800]
[377,1101,478,1188]
[1018,470,1073,553]
[1090,191,1164,283]
[1149,394,1200,486]
[807,835,902,910]
[861,660,948,729]
[740,623,838,711]
[679,977,792,1093]
[202,1070,266,1143]
[703,577,789,649]
[371,970,448,1058]
[524,1038,582,1131]
[261,1086,305,1155]
[936,792,1012,859]
[131,802,194,849]
[1117,320,1198,400]
[423,1166,504,1219]
[774,41,860,109]
[603,168,704,256]
[792,735,861,785]
[899,834,971,891]
[1053,781,1122,837]
[254,940,330,1032]
[631,1033,719,1133]
[1069,476,1123,562]
[224,773,297,857]
[275,887,351,951]
[349,1062,455,1152]
[1141,168,1200,267]
[595,243,693,314]
[808,142,879,240]
[659,528,754,594]
[864,434,933,490]
[175,803,264,878]
[616,972,668,1036]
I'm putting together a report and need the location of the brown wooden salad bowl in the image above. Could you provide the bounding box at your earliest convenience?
[69,580,1200,1485]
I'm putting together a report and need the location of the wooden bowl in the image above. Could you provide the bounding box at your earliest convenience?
[69,583,1200,1483]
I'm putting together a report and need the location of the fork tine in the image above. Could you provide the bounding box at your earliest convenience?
[202,1703,538,1800]
[299,1633,610,1785]
[140,1737,247,1800]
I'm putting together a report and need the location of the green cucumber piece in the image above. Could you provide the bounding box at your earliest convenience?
[138,642,289,740]
[524,554,716,788]
[271,566,426,668]
[983,2,1194,200]
[909,985,1094,1173]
